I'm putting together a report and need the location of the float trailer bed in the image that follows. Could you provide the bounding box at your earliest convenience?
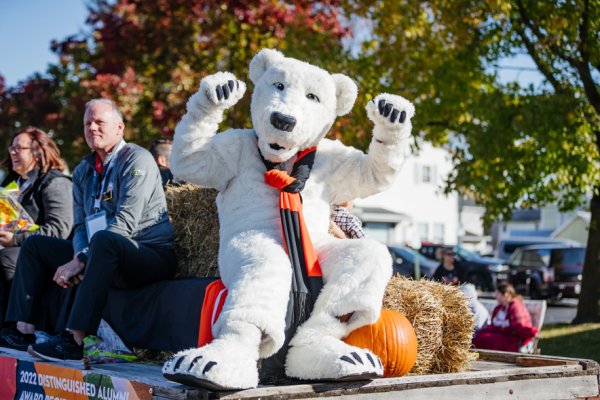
[1,348,598,399]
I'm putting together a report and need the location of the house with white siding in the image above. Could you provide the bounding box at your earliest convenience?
[353,141,460,246]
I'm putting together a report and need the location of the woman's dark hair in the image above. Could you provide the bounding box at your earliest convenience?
[496,281,521,300]
[2,127,66,173]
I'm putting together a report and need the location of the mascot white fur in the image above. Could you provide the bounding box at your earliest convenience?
[163,49,414,390]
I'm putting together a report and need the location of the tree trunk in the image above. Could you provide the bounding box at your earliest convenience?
[573,188,600,323]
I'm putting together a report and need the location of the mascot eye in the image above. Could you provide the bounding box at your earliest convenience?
[274,82,285,91]
[306,93,320,102]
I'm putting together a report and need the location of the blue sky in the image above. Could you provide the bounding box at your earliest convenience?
[0,1,543,89]
[0,0,88,87]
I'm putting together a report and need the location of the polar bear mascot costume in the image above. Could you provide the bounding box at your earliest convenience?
[162,49,414,390]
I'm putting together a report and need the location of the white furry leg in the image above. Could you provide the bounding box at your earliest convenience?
[286,315,383,380]
[162,321,261,390]
[285,238,391,381]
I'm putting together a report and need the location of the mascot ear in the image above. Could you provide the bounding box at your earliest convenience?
[249,49,285,84]
[332,74,358,116]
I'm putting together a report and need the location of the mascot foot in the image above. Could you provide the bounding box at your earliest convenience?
[285,336,383,381]
[162,338,259,390]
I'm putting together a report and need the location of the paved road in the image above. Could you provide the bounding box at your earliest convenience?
[480,292,578,326]
[544,299,578,325]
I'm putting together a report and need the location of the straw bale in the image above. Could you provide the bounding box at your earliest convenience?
[383,275,444,375]
[165,183,220,278]
[419,280,474,373]
[383,276,474,375]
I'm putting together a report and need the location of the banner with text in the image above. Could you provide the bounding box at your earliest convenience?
[4,357,152,400]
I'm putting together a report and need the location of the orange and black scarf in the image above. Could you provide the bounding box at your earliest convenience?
[260,146,324,383]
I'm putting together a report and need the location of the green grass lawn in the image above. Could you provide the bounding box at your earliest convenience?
[538,323,600,363]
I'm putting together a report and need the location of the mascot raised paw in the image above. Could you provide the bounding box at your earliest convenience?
[163,49,414,390]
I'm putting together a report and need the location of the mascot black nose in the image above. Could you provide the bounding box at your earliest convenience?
[270,112,296,132]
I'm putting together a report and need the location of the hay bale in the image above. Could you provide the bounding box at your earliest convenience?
[383,276,443,375]
[422,281,474,373]
[383,276,474,375]
[165,183,220,277]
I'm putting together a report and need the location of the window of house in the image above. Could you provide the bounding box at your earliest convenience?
[417,223,429,241]
[362,222,394,244]
[433,223,445,243]
[415,164,436,184]
[422,165,432,183]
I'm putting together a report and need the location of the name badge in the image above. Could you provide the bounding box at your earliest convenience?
[85,211,108,243]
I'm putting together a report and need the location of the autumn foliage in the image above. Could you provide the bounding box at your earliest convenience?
[0,0,348,164]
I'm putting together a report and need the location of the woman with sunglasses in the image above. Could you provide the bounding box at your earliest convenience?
[0,127,73,326]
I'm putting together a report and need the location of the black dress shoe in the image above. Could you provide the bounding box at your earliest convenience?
[28,331,83,364]
[0,328,36,351]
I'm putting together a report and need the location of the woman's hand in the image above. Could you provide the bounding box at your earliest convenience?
[53,257,85,288]
[0,231,15,247]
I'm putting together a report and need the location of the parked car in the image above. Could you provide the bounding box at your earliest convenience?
[388,246,438,279]
[494,237,580,261]
[507,243,586,299]
[418,243,504,291]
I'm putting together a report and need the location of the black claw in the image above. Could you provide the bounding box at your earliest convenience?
[174,357,185,371]
[351,352,363,365]
[378,99,386,114]
[216,85,223,101]
[340,355,356,365]
[228,80,234,91]
[188,356,203,371]
[222,84,230,100]
[366,353,376,367]
[236,80,240,90]
[399,110,407,123]
[202,361,217,375]
[383,103,393,117]
[377,357,382,368]
[390,108,399,123]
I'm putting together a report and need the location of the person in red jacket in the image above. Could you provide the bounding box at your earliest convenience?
[472,282,537,352]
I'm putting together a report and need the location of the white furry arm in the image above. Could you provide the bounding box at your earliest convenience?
[170,72,247,191]
[329,94,415,203]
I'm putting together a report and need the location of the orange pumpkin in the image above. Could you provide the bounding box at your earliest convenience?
[343,309,417,377]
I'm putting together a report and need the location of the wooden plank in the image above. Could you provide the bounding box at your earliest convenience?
[209,364,586,399]
[470,360,520,371]
[478,349,600,372]
[476,349,520,363]
[215,375,599,400]
[516,356,580,368]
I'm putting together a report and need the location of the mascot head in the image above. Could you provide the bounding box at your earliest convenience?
[249,49,358,163]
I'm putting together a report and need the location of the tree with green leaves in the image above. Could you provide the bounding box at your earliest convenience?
[341,0,599,321]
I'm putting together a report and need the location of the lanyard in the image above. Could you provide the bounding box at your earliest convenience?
[16,178,33,202]
[93,141,125,212]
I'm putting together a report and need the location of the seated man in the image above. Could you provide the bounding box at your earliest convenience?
[0,98,177,362]
[148,138,174,189]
